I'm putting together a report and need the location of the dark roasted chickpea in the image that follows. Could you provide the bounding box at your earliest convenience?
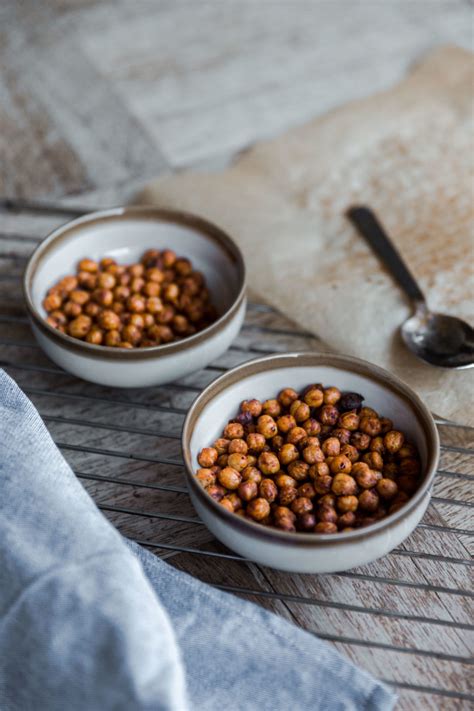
[246,432,266,452]
[370,436,385,455]
[227,452,248,472]
[319,494,337,508]
[337,495,359,513]
[308,461,330,479]
[85,326,104,345]
[275,443,297,466]
[284,460,308,483]
[105,330,121,347]
[237,479,258,502]
[339,391,364,412]
[262,399,281,417]
[298,512,317,531]
[286,426,307,446]
[218,467,242,490]
[316,405,338,427]
[275,516,296,532]
[351,431,371,450]
[358,489,379,512]
[258,451,280,475]
[379,417,393,434]
[359,416,382,437]
[331,472,357,496]
[359,406,378,418]
[314,521,338,534]
[78,258,98,273]
[289,400,311,422]
[397,475,419,495]
[329,455,352,475]
[376,478,398,500]
[362,451,383,471]
[67,314,91,338]
[291,497,313,516]
[312,474,333,495]
[340,444,359,463]
[196,468,216,488]
[259,478,278,502]
[257,415,278,439]
[276,414,296,433]
[174,257,192,275]
[323,386,341,405]
[338,512,356,529]
[198,447,218,468]
[399,458,421,477]
[241,399,262,418]
[247,497,271,521]
[322,437,341,457]
[241,466,262,484]
[303,386,324,408]
[297,482,316,499]
[221,422,243,441]
[279,485,298,506]
[206,484,226,501]
[398,443,418,459]
[338,411,360,431]
[382,462,398,480]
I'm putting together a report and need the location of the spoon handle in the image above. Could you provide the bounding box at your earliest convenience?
[346,206,425,305]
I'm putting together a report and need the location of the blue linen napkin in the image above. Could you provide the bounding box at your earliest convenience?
[0,369,396,711]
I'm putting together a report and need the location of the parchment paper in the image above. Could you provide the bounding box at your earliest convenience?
[139,46,474,424]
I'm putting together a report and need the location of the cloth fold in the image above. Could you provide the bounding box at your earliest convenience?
[0,369,395,711]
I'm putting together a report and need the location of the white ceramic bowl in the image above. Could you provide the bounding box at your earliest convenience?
[24,207,246,387]
[182,352,439,573]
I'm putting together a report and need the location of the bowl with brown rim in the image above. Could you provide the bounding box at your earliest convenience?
[23,206,246,387]
[182,352,439,573]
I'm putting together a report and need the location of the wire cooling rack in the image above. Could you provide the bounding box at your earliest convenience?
[1,198,473,709]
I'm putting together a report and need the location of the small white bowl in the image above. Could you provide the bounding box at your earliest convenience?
[24,207,246,387]
[182,352,439,573]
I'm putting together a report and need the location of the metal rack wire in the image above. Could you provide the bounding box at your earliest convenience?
[1,199,472,706]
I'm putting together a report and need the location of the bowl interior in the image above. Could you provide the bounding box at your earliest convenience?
[189,362,429,480]
[30,211,242,320]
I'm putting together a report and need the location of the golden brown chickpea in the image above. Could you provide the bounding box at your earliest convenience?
[358,489,379,512]
[318,405,340,426]
[331,472,357,496]
[198,447,218,468]
[273,505,296,521]
[350,431,371,450]
[359,407,378,418]
[156,304,175,324]
[278,443,299,466]
[287,460,310,482]
[146,267,165,284]
[127,294,146,313]
[340,444,359,463]
[43,293,63,312]
[322,386,340,405]
[308,461,330,479]
[398,443,418,459]
[285,427,306,447]
[227,453,248,472]
[272,435,284,452]
[158,249,174,268]
[276,414,296,433]
[98,310,121,331]
[221,493,242,512]
[128,263,144,279]
[355,467,379,489]
[278,387,299,408]
[82,302,99,319]
[384,430,405,454]
[228,438,247,455]
[312,474,333,496]
[105,330,121,347]
[241,466,262,484]
[302,445,324,464]
[172,315,190,334]
[238,479,258,502]
[258,451,280,475]
[59,275,78,292]
[302,386,324,408]
[399,458,421,477]
[370,436,385,455]
[257,415,278,439]
[379,417,393,434]
[259,478,278,503]
[77,271,97,290]
[145,296,163,314]
[337,495,359,513]
[206,484,226,502]
[127,313,144,329]
[46,315,60,329]
[275,516,296,532]
[302,436,321,449]
[49,309,67,325]
[129,277,144,294]
[218,466,242,490]
[338,511,356,528]
[78,258,98,273]
[114,285,130,302]
[97,272,116,290]
[289,400,310,423]
[85,326,104,345]
[297,482,316,499]
[359,416,382,437]
[163,283,179,304]
[279,485,298,506]
[329,455,352,475]
[240,399,262,418]
[314,521,338,534]
[247,497,271,521]
[376,478,398,500]
[246,454,257,467]
[319,494,337,508]
[316,505,338,524]
[121,324,141,345]
[150,324,174,342]
[143,281,161,298]
[362,451,383,471]
[118,341,133,349]
[322,437,341,457]
[68,315,92,339]
[302,418,321,436]
[246,432,266,452]
[275,473,297,489]
[291,497,313,516]
[213,438,230,455]
[142,313,154,329]
[119,272,131,287]
[100,257,116,270]
[196,468,216,488]
[224,422,244,440]
[338,411,360,431]
[262,399,281,418]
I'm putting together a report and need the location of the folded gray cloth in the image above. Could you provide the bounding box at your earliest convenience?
[0,369,396,710]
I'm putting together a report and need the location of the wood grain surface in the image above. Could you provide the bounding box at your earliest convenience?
[1,2,472,708]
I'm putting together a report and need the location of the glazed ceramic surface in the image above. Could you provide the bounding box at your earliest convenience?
[24,207,246,387]
[183,353,439,573]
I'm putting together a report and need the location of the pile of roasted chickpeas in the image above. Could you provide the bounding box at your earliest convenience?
[195,386,422,534]
[42,249,217,348]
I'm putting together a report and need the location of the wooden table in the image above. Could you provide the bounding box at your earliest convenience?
[1,2,472,708]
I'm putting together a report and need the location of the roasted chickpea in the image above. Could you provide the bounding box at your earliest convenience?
[241,466,262,484]
[359,407,378,418]
[289,400,311,422]
[398,443,418,459]
[302,445,324,464]
[262,399,281,417]
[224,422,244,440]
[291,497,313,516]
[67,314,91,338]
[105,330,121,347]
[218,467,242,490]
[228,438,248,455]
[376,478,398,500]
[49,309,67,326]
[338,412,360,431]
[359,416,382,437]
[323,386,341,405]
[379,417,393,434]
[257,415,278,439]
[247,498,271,521]
[399,458,421,477]
[358,489,379,512]
[259,478,278,503]
[350,431,371,450]
[338,512,356,529]
[286,460,309,482]
[241,399,262,418]
[303,386,324,408]
[96,272,116,290]
[238,479,258,502]
[297,482,316,499]
[384,430,405,454]
[354,465,379,489]
[314,521,338,534]
[286,426,307,446]
[85,326,104,345]
[279,485,298,506]
[337,495,359,513]
[298,513,317,531]
[196,468,216,488]
[331,472,357,496]
[97,310,120,331]
[78,258,98,273]
[322,437,341,457]
[43,293,63,312]
[221,493,242,512]
[275,516,296,532]
[143,281,161,297]
[258,451,280,475]
[340,444,359,463]
[277,443,299,466]
[121,324,141,345]
[127,294,146,313]
[227,453,248,472]
[308,461,330,479]
[329,455,352,475]
[198,447,218,468]
[318,405,339,426]
[319,494,337,508]
[278,387,299,407]
[83,301,99,318]
[370,436,385,455]
[362,451,383,471]
[246,432,266,452]
[302,418,321,436]
[174,257,192,276]
[276,414,296,434]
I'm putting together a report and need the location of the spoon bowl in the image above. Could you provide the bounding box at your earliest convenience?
[401,307,474,369]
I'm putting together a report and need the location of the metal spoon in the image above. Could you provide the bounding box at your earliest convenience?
[346,206,474,369]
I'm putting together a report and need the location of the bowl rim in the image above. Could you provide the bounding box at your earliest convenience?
[182,351,440,546]
[23,205,247,360]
